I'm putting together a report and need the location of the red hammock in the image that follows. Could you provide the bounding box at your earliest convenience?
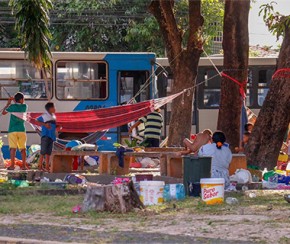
[13,92,182,133]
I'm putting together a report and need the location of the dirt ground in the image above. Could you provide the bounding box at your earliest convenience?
[0,189,290,243]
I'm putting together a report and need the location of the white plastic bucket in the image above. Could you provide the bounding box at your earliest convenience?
[139,181,165,205]
[200,178,225,205]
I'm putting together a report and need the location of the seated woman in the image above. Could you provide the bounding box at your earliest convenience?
[180,129,213,156]
[198,131,232,188]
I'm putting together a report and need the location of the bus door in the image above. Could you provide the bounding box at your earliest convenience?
[117,71,150,144]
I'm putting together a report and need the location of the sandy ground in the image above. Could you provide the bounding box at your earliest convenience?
[0,207,289,243]
[1,190,290,243]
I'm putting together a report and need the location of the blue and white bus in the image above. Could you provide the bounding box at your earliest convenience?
[0,51,157,158]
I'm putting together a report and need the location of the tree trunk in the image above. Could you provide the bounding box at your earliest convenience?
[167,52,199,146]
[246,26,290,169]
[82,181,144,213]
[217,0,250,151]
[149,0,203,146]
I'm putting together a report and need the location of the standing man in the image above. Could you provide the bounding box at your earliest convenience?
[129,109,163,147]
[2,92,28,170]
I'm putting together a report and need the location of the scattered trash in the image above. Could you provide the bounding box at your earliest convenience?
[4,158,23,169]
[230,169,252,184]
[139,181,165,206]
[225,197,239,205]
[72,205,82,213]
[140,157,155,168]
[284,194,290,203]
[252,175,260,182]
[163,183,185,201]
[71,144,97,151]
[112,177,130,185]
[28,144,41,156]
[64,174,87,185]
[241,185,249,191]
[11,180,29,188]
[129,162,142,168]
[226,182,237,192]
[188,182,201,197]
[0,174,8,183]
[248,192,257,198]
[84,155,99,166]
[40,177,50,183]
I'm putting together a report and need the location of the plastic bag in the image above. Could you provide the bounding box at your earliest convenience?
[230,169,252,184]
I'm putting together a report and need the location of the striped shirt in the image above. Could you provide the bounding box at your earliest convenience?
[139,111,163,140]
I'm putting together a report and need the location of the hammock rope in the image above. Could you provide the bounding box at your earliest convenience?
[272,68,290,79]
[221,72,247,98]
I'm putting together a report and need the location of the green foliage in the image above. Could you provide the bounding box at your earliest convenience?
[9,0,53,71]
[259,1,290,40]
[126,0,224,56]
[51,0,131,52]
[2,0,224,56]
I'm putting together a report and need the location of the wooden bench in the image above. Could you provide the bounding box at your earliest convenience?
[98,151,130,175]
[50,150,131,175]
[229,154,247,175]
[50,151,101,173]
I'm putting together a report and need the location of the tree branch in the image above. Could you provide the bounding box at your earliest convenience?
[149,0,182,58]
[187,0,204,52]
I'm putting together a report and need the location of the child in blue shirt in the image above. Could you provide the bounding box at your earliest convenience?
[37,102,57,171]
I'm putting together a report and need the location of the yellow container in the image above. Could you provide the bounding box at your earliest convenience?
[278,154,289,162]
[200,178,225,205]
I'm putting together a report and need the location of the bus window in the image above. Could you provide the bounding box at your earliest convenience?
[0,60,52,99]
[257,69,273,106]
[204,89,220,107]
[200,68,253,108]
[56,61,108,100]
[118,71,150,103]
[202,69,221,108]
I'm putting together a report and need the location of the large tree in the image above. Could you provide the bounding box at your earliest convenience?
[10,0,53,100]
[149,0,204,145]
[217,0,250,151]
[246,3,290,169]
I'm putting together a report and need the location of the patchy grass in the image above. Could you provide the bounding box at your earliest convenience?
[0,186,290,244]
[0,184,289,222]
[0,194,83,215]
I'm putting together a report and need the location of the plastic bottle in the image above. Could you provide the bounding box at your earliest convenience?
[248,192,257,198]
[176,184,185,200]
[163,184,171,202]
[225,197,239,205]
[163,184,185,201]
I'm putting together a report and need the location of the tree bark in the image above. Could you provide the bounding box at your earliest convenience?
[217,0,250,151]
[82,181,144,213]
[246,26,290,169]
[149,0,203,146]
